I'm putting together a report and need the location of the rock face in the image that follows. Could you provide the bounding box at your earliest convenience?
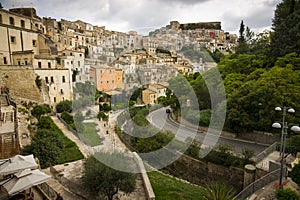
[0,65,43,103]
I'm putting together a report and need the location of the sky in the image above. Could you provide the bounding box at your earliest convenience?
[1,0,281,35]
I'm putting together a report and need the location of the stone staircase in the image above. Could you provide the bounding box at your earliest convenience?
[41,81,50,105]
[0,95,8,106]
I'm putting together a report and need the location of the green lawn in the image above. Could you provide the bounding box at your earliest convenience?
[148,171,206,200]
[79,123,103,147]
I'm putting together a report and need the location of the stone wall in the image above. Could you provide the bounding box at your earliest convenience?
[163,154,244,193]
[239,131,280,145]
[0,65,43,103]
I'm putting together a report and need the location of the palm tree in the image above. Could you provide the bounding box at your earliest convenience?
[203,182,235,200]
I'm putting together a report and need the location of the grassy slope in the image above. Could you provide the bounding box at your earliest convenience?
[148,171,206,200]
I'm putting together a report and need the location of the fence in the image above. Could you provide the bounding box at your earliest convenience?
[234,168,281,200]
[254,142,278,163]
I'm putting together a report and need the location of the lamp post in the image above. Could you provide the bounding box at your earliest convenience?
[272,106,300,189]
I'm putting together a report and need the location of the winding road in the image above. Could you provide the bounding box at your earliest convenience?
[148,108,269,155]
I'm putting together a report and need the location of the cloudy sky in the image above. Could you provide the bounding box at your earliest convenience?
[1,0,281,35]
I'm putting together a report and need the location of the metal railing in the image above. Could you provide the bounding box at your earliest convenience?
[254,142,278,163]
[234,168,281,200]
[38,182,57,199]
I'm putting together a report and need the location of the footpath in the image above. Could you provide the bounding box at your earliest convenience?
[47,110,147,200]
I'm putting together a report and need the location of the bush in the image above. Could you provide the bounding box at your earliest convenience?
[275,188,300,200]
[290,162,300,186]
[56,100,72,113]
[61,111,76,130]
[61,111,74,125]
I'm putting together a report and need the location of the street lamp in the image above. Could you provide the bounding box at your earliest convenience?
[272,106,300,189]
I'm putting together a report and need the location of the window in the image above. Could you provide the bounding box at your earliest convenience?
[0,14,2,23]
[18,61,21,65]
[9,17,14,25]
[70,40,72,45]
[70,53,73,56]
[79,54,82,57]
[48,62,51,68]
[78,61,80,67]
[50,76,54,83]
[107,81,109,84]
[60,89,64,94]
[45,77,48,83]
[38,62,41,68]
[54,97,56,103]
[25,60,28,65]
[32,40,37,47]
[62,76,65,83]
[3,57,7,64]
[10,36,16,44]
[20,20,25,28]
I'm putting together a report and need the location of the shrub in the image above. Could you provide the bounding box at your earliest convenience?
[275,188,300,200]
[56,100,72,113]
[290,161,300,186]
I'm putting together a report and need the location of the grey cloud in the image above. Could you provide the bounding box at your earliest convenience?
[262,0,281,7]
[159,0,210,5]
[221,3,275,33]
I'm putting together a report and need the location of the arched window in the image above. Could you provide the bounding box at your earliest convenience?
[9,17,14,25]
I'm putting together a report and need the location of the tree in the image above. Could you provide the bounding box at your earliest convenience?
[22,129,63,168]
[56,100,72,113]
[290,161,300,186]
[102,103,111,112]
[271,0,300,57]
[82,154,136,200]
[74,111,84,122]
[97,111,108,121]
[203,182,235,200]
[236,20,248,54]
[31,105,51,120]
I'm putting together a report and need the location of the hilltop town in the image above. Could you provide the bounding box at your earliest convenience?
[0,5,237,107]
[0,5,241,200]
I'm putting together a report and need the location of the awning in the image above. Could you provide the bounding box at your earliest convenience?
[0,155,38,176]
[0,169,50,196]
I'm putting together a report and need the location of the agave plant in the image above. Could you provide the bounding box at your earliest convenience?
[203,182,235,200]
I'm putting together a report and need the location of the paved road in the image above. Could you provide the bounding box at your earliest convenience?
[148,108,269,155]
